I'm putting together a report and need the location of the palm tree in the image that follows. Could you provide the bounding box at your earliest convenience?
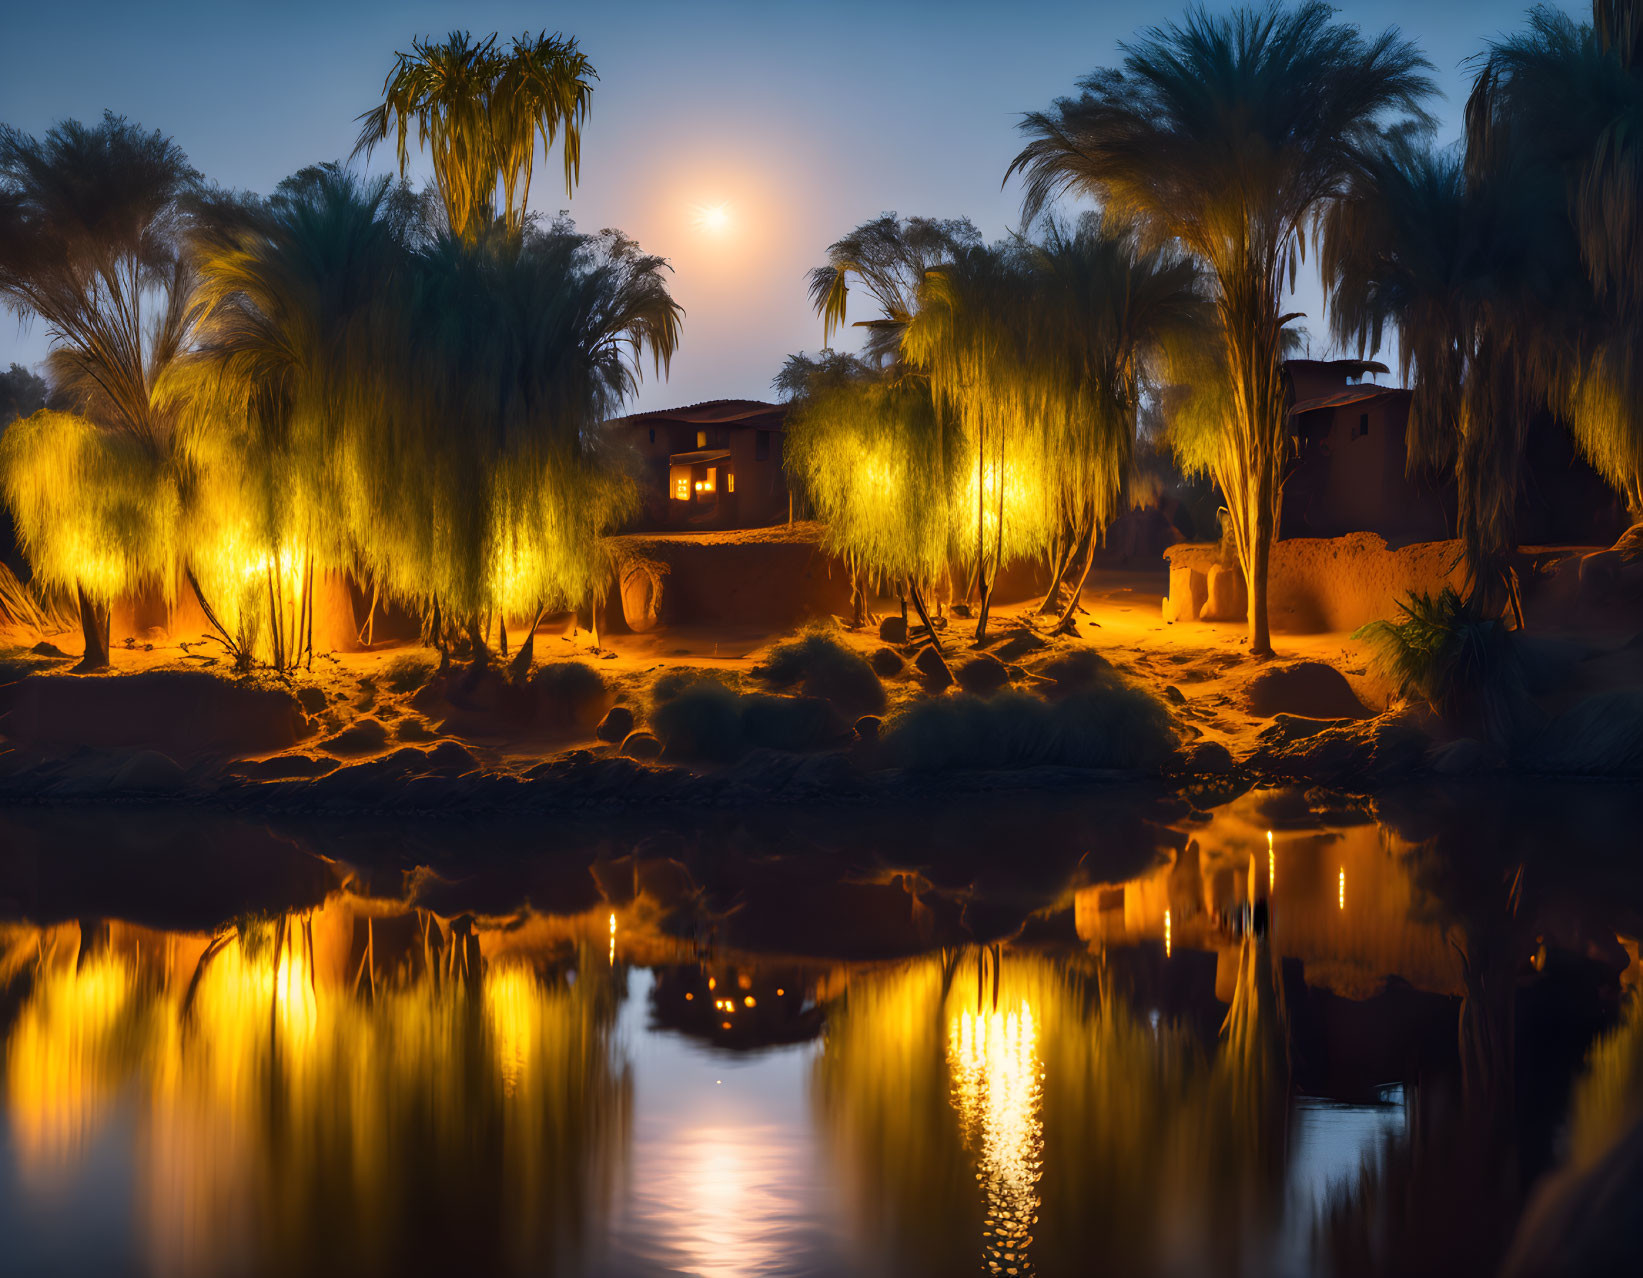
[379,220,679,670]
[904,240,1060,641]
[807,214,982,365]
[779,352,958,645]
[1321,134,1578,614]
[1010,3,1434,655]
[1027,214,1212,627]
[354,30,596,244]
[173,165,415,669]
[1468,2,1643,520]
[0,113,200,669]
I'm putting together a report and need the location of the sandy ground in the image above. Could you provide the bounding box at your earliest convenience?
[6,565,1640,777]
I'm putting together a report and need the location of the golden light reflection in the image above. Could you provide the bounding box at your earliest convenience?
[1268,830,1275,892]
[3,902,631,1277]
[1339,867,1346,912]
[949,1002,1044,1277]
[1164,908,1172,958]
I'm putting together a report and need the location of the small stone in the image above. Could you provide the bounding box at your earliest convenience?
[1163,685,1186,704]
[949,603,973,618]
[596,705,635,743]
[854,714,882,742]
[870,646,905,677]
[1184,740,1235,774]
[296,686,327,714]
[620,730,663,760]
[878,615,908,644]
[29,641,69,658]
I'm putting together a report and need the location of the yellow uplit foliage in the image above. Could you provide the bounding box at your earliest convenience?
[0,410,180,605]
[785,373,954,589]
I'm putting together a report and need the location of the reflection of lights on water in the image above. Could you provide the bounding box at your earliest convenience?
[609,912,616,967]
[1339,868,1346,912]
[1164,909,1172,958]
[1268,830,1275,891]
[485,967,540,1097]
[949,1003,1044,1277]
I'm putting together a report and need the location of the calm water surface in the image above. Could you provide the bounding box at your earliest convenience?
[2,785,1640,1277]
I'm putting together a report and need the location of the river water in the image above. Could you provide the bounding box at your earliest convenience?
[1,783,1639,1277]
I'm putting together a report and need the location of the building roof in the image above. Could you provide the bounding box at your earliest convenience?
[608,398,787,430]
[1290,385,1412,416]
[1285,357,1392,379]
[668,448,732,465]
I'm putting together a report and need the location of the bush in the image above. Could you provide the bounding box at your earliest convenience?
[650,680,746,762]
[878,682,1175,772]
[754,630,886,718]
[1355,588,1538,746]
[529,660,611,731]
[1525,691,1643,776]
[740,693,846,751]
[1031,648,1113,699]
[383,653,437,694]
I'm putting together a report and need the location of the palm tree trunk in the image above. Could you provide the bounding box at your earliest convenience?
[1056,531,1101,630]
[1249,495,1273,657]
[908,578,947,661]
[74,584,110,672]
[508,604,547,682]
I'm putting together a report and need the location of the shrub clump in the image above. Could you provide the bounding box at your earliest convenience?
[877,681,1176,772]
[753,630,886,719]
[650,678,848,762]
[383,653,437,694]
[529,660,612,732]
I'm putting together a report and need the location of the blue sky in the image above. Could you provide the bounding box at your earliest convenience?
[1,1,1575,412]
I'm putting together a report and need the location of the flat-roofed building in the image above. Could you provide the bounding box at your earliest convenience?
[604,399,788,530]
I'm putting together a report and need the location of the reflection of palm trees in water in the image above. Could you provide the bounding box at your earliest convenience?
[948,950,1044,1276]
[1,901,631,1278]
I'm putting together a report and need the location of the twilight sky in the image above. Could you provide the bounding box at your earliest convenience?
[1,0,1574,414]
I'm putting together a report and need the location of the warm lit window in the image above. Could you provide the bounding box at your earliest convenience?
[696,429,708,448]
[673,476,689,501]
[727,471,735,493]
[704,467,716,493]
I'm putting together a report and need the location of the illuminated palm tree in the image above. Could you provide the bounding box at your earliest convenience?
[1027,215,1212,627]
[779,352,958,643]
[1011,3,1434,654]
[0,113,200,669]
[354,30,596,243]
[175,165,415,668]
[383,221,679,669]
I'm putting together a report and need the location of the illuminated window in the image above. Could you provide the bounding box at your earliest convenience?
[705,467,716,494]
[727,472,735,493]
[673,475,689,501]
[696,429,708,448]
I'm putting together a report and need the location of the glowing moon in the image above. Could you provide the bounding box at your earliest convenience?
[693,202,731,234]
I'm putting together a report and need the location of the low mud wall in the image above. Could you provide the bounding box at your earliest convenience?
[1164,534,1469,633]
[607,524,855,633]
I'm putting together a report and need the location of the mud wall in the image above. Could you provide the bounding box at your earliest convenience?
[1164,534,1470,633]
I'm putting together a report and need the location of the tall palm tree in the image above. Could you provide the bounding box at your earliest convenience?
[807,214,981,365]
[779,352,957,644]
[0,113,200,669]
[380,220,680,669]
[173,165,415,668]
[1468,2,1643,519]
[1321,135,1578,611]
[1027,214,1212,627]
[1010,3,1434,655]
[904,241,1060,641]
[354,30,596,244]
